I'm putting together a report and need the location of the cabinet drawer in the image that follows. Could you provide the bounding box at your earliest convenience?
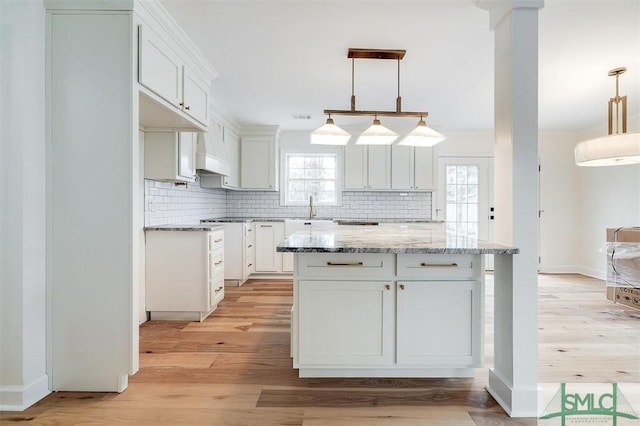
[397,254,481,279]
[209,231,224,250]
[211,279,224,306]
[297,253,394,278]
[209,251,224,279]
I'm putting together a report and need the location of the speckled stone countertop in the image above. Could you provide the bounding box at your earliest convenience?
[200,217,444,224]
[277,223,518,255]
[144,224,224,231]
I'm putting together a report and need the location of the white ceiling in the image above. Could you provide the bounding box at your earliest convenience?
[161,0,640,134]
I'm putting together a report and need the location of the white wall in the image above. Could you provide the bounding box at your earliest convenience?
[538,131,582,273]
[0,0,50,410]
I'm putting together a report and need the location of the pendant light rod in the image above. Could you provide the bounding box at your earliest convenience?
[327,48,425,118]
[608,67,627,135]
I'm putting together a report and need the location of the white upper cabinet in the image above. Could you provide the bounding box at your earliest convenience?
[344,145,391,190]
[391,145,435,190]
[138,23,212,128]
[138,25,182,108]
[145,131,197,183]
[240,127,279,191]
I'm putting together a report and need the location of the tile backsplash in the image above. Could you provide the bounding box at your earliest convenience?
[145,180,432,226]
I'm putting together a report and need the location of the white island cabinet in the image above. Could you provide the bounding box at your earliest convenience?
[145,226,224,322]
[278,224,528,417]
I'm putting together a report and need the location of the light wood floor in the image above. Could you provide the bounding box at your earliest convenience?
[3,274,639,425]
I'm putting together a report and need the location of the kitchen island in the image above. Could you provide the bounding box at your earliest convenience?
[277,223,533,416]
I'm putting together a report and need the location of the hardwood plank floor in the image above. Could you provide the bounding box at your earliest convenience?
[2,274,638,425]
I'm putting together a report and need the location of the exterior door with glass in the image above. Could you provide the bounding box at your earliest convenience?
[436,157,494,269]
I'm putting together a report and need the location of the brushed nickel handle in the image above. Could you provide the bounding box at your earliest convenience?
[214,239,222,243]
[399,284,405,290]
[326,261,364,267]
[214,261,222,266]
[419,262,459,268]
[385,284,391,290]
[261,225,272,228]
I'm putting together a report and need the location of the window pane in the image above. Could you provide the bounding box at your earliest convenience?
[467,204,478,222]
[446,185,456,202]
[456,185,467,202]
[446,204,457,222]
[458,204,468,222]
[446,166,457,184]
[467,166,478,184]
[468,185,478,203]
[457,166,467,184]
[322,157,336,168]
[289,156,304,168]
[289,168,304,179]
[288,180,304,192]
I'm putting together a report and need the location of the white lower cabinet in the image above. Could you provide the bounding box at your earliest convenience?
[396,280,482,366]
[293,253,484,377]
[298,280,394,366]
[255,222,284,272]
[145,229,224,321]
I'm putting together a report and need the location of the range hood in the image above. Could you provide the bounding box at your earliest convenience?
[196,124,230,176]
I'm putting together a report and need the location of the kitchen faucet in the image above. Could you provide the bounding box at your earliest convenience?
[309,195,316,219]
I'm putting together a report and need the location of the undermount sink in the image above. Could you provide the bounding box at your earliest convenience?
[284,219,335,236]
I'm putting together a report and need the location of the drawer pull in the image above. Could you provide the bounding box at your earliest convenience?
[326,261,364,267]
[260,225,272,228]
[399,284,405,290]
[214,287,222,293]
[385,284,390,290]
[214,239,222,243]
[248,244,253,248]
[214,261,223,266]
[419,262,459,268]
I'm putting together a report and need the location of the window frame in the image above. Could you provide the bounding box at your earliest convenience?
[280,147,343,207]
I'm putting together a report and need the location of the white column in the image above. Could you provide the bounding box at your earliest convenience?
[0,0,50,410]
[478,0,543,417]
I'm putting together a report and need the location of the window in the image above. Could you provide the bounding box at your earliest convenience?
[282,152,340,206]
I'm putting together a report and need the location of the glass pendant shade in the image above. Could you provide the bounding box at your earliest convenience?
[310,118,351,145]
[398,119,445,147]
[355,119,398,145]
[574,133,640,166]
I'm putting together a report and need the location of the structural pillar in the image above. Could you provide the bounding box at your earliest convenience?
[477,0,544,417]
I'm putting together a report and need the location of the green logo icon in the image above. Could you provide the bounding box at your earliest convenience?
[541,383,639,425]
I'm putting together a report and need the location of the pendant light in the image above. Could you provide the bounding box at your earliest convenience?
[311,48,445,146]
[356,116,398,145]
[398,116,446,147]
[574,67,640,166]
[310,115,351,145]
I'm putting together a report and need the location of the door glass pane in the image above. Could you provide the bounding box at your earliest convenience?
[445,165,480,240]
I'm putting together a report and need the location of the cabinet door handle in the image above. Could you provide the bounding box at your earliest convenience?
[185,105,190,111]
[214,287,222,292]
[385,284,391,290]
[247,229,252,232]
[248,263,253,267]
[248,244,253,248]
[261,225,272,228]
[326,261,364,267]
[214,239,222,243]
[214,261,222,266]
[399,284,405,290]
[179,102,184,107]
[419,262,459,268]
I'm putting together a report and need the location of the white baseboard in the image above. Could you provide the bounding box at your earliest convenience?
[538,265,606,281]
[574,266,606,281]
[0,374,50,412]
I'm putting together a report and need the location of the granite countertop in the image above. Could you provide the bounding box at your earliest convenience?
[200,217,444,224]
[276,223,518,255]
[145,224,225,231]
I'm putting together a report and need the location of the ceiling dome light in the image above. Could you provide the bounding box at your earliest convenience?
[398,119,445,147]
[575,67,640,167]
[574,133,640,166]
[356,118,398,145]
[310,117,351,145]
